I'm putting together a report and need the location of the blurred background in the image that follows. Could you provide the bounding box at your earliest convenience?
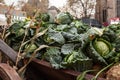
[0,0,120,25]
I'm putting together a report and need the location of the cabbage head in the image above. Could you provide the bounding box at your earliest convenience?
[36,13,50,22]
[55,12,73,24]
[85,38,113,65]
[93,38,112,57]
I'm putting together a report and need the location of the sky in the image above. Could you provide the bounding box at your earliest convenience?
[4,0,67,8]
[4,0,18,6]
[49,0,67,8]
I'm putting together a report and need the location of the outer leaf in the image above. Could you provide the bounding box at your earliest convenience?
[78,27,104,47]
[62,32,81,42]
[68,27,78,34]
[48,28,65,44]
[62,51,93,72]
[8,22,26,38]
[71,20,90,34]
[101,27,116,42]
[56,24,71,31]
[44,47,62,69]
[85,41,108,65]
[61,44,75,55]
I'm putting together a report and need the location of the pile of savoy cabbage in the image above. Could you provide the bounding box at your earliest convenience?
[5,12,120,78]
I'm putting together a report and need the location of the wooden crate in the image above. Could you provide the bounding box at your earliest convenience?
[25,59,105,80]
[0,39,105,80]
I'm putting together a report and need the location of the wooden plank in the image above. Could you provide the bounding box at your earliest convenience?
[0,39,17,63]
[31,59,105,80]
[0,63,21,80]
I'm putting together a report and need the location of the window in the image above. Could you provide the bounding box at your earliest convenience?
[103,9,107,22]
[117,0,120,17]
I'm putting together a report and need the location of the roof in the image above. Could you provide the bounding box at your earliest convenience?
[48,6,60,13]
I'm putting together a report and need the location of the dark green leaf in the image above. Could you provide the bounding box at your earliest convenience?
[61,44,75,55]
[48,28,65,44]
[44,47,62,69]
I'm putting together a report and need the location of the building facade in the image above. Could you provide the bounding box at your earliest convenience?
[0,4,26,17]
[0,3,26,25]
[96,0,120,23]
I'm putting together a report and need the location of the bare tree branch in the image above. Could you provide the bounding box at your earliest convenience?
[61,0,96,18]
